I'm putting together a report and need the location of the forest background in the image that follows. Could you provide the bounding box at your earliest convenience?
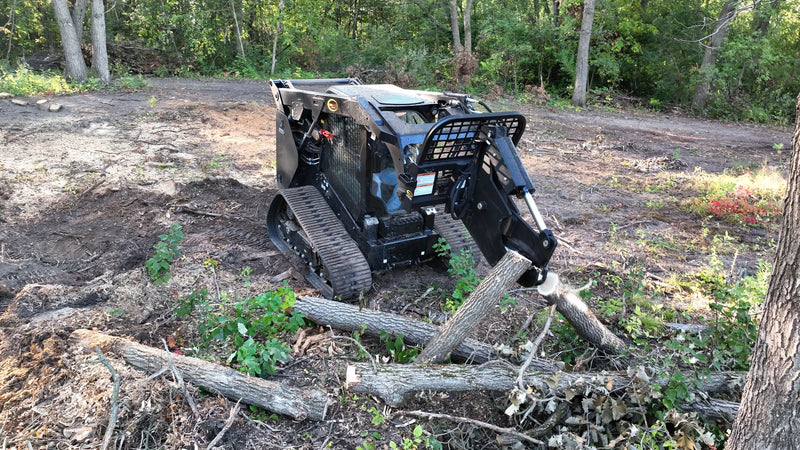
[1,0,799,123]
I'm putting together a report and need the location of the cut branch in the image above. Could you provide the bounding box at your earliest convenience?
[417,250,532,364]
[538,273,626,353]
[69,329,330,421]
[345,359,743,421]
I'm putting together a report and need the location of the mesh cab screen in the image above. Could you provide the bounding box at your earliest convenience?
[419,113,525,163]
[327,114,362,206]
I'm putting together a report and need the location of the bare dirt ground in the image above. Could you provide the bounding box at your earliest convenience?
[0,79,792,449]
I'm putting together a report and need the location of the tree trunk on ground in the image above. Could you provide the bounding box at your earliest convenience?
[71,0,88,43]
[572,0,596,107]
[293,295,562,369]
[417,250,532,363]
[539,273,626,353]
[69,329,330,421]
[90,0,109,84]
[691,2,737,110]
[726,93,800,448]
[52,0,87,82]
[345,360,742,419]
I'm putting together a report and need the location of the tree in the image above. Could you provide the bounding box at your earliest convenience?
[572,0,596,106]
[691,1,737,110]
[51,0,87,82]
[448,0,476,86]
[90,0,109,84]
[726,92,800,448]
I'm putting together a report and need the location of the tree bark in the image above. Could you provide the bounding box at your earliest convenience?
[69,329,330,421]
[538,273,626,353]
[417,250,532,363]
[294,295,561,369]
[448,0,462,55]
[71,0,88,43]
[345,360,742,419]
[270,0,285,75]
[572,0,596,107]
[90,0,109,84]
[230,0,246,60]
[726,93,800,449]
[52,0,87,82]
[691,2,737,110]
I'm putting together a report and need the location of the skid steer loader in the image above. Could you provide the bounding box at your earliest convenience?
[266,78,557,299]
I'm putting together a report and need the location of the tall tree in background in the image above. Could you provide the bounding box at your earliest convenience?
[51,0,87,82]
[90,0,109,83]
[50,0,109,84]
[726,92,800,449]
[449,0,476,85]
[572,0,595,106]
[690,1,737,110]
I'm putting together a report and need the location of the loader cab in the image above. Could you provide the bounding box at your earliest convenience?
[323,84,442,218]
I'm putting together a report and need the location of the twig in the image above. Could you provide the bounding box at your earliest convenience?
[407,410,543,446]
[91,348,121,450]
[328,327,378,373]
[160,339,200,418]
[517,304,557,391]
[205,400,242,450]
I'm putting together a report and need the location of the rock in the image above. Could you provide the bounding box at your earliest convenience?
[10,98,28,106]
[49,103,62,112]
[63,425,95,442]
[0,92,13,99]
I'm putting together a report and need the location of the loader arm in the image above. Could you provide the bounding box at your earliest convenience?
[401,113,557,286]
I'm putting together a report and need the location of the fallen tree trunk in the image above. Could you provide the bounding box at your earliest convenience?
[69,329,330,421]
[294,295,560,371]
[538,273,626,353]
[345,360,742,420]
[417,250,532,364]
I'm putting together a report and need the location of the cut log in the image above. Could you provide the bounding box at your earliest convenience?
[294,295,560,371]
[417,250,533,364]
[345,360,742,420]
[538,273,626,353]
[69,329,330,421]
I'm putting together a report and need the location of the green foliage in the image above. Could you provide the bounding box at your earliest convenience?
[0,65,72,95]
[197,285,306,376]
[379,332,418,363]
[358,425,442,450]
[432,238,479,313]
[668,257,767,372]
[145,224,184,284]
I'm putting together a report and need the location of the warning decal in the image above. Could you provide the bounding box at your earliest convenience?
[413,172,436,196]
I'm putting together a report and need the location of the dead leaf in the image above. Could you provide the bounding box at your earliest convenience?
[674,430,695,450]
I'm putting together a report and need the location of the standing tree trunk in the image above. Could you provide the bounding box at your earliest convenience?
[726,93,800,448]
[270,0,285,75]
[71,0,88,42]
[90,0,109,84]
[571,0,596,107]
[231,0,246,60]
[51,0,87,82]
[448,0,476,86]
[691,1,737,110]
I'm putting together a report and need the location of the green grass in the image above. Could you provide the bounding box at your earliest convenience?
[0,64,148,96]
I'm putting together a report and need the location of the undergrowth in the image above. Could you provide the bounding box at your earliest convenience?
[544,256,769,448]
[177,284,306,376]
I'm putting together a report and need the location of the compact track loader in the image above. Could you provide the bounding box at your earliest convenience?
[266,78,557,299]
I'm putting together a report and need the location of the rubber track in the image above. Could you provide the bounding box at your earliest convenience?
[278,186,372,299]
[434,212,484,263]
